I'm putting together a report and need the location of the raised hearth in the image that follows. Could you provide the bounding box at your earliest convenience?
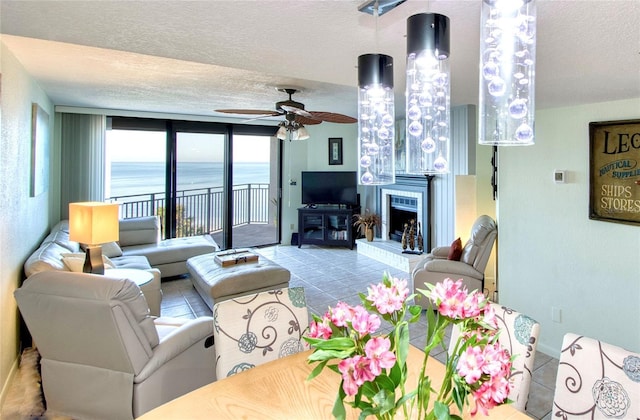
[356,239,424,273]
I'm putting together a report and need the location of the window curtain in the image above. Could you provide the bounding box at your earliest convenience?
[59,113,106,219]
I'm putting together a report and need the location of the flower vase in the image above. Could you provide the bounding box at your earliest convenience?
[365,227,374,242]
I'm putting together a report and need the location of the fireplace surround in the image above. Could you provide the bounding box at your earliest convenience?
[379,175,432,251]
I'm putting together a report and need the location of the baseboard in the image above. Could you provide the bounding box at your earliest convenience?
[0,355,20,411]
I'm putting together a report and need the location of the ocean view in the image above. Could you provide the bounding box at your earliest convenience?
[107,162,270,198]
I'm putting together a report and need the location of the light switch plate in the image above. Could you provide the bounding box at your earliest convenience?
[554,170,566,184]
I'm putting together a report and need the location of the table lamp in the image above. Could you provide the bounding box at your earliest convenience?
[68,202,120,274]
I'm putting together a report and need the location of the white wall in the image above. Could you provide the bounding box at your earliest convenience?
[0,43,55,404]
[498,98,640,357]
[279,123,359,243]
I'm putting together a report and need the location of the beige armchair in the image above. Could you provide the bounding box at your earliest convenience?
[14,271,216,419]
[412,215,497,308]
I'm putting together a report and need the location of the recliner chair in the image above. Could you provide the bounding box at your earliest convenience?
[14,271,216,419]
[412,214,497,308]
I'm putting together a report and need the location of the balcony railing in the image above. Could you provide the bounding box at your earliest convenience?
[106,183,271,238]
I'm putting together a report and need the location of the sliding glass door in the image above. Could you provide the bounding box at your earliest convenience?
[230,135,279,248]
[106,117,281,249]
[105,128,167,221]
[174,132,225,238]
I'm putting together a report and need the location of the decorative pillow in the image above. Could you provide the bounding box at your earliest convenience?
[101,241,123,258]
[447,237,463,261]
[61,253,116,272]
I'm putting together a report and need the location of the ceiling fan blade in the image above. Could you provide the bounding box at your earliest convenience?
[280,105,313,119]
[294,115,322,125]
[307,111,357,124]
[215,109,281,116]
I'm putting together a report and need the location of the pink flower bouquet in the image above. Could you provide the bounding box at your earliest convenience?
[304,273,513,420]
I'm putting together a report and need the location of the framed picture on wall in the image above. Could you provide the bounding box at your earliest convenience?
[589,118,640,226]
[328,137,343,165]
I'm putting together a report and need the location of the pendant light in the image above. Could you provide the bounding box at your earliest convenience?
[405,13,451,175]
[479,0,537,146]
[357,55,395,184]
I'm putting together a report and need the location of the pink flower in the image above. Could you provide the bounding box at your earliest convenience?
[461,290,483,319]
[351,305,381,336]
[364,337,396,375]
[308,315,332,339]
[331,302,354,327]
[338,355,376,396]
[431,279,469,319]
[481,343,511,377]
[366,277,410,314]
[482,303,498,329]
[456,345,486,384]
[470,375,511,416]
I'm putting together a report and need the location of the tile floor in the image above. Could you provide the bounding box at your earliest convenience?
[162,244,557,420]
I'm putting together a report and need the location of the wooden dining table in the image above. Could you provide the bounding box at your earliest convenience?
[138,346,533,419]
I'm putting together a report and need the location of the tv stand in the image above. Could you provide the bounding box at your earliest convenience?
[297,206,358,249]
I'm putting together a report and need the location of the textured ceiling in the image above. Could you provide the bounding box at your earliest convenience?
[1,0,639,121]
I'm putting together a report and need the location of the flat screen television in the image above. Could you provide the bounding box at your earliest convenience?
[301,171,358,206]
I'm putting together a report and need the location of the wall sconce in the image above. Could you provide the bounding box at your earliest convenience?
[68,202,119,274]
[405,13,451,175]
[478,0,537,146]
[357,53,396,185]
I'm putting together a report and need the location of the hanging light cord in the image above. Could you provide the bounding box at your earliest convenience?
[374,1,379,52]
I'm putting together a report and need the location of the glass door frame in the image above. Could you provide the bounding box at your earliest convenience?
[109,117,282,249]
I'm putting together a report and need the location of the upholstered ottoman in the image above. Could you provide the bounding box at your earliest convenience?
[186,252,290,310]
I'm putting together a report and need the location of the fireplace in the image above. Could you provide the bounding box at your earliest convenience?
[388,195,418,242]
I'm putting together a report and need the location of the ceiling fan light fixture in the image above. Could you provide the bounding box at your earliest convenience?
[296,125,310,140]
[357,53,395,186]
[276,123,287,140]
[405,13,452,175]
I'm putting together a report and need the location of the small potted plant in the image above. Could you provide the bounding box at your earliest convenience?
[353,210,381,242]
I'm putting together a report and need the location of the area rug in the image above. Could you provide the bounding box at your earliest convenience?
[1,347,45,419]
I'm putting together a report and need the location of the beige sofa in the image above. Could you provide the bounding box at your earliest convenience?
[23,216,218,316]
[118,216,218,278]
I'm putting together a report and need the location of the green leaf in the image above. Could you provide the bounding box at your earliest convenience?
[397,323,410,364]
[333,386,347,420]
[434,400,451,420]
[360,381,378,399]
[409,304,422,321]
[307,348,354,361]
[310,337,356,350]
[306,359,328,381]
[452,383,466,413]
[389,361,403,387]
[374,373,396,392]
[418,376,432,409]
[372,388,395,414]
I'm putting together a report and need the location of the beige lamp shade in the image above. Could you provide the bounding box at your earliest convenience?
[68,202,120,245]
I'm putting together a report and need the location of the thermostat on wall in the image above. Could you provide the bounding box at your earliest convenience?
[554,170,566,184]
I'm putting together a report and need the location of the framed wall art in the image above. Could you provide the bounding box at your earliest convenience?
[589,118,640,226]
[30,103,50,197]
[328,137,343,165]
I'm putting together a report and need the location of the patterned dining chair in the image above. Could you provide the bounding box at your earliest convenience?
[449,302,540,412]
[212,287,309,379]
[553,333,640,419]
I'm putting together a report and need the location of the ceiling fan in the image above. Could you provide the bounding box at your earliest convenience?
[215,88,357,140]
